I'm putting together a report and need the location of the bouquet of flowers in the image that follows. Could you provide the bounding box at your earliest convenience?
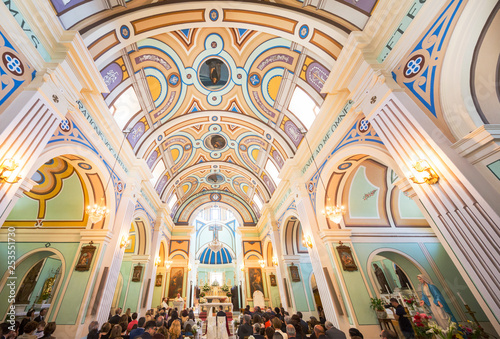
[199,297,207,303]
[426,322,459,339]
[192,324,198,334]
[413,312,433,338]
[202,283,211,292]
[199,292,205,297]
[226,292,232,297]
[458,321,483,339]
[404,297,416,309]
[221,284,230,292]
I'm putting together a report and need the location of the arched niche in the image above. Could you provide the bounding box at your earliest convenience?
[281,216,308,256]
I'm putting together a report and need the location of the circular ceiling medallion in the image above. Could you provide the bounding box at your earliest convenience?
[120,25,130,39]
[210,193,222,201]
[198,57,230,91]
[207,173,225,184]
[209,9,219,21]
[78,162,92,170]
[298,25,309,39]
[204,134,227,150]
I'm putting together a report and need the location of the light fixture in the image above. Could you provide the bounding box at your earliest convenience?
[322,205,346,224]
[120,235,130,248]
[165,260,173,270]
[86,131,129,224]
[207,222,223,253]
[240,264,245,272]
[0,158,22,184]
[302,235,313,249]
[272,256,278,266]
[188,263,192,271]
[409,159,439,185]
[301,131,345,224]
[259,259,265,268]
[154,256,162,266]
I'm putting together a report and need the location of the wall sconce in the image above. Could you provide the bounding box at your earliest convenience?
[154,256,162,266]
[240,264,245,272]
[259,259,265,268]
[272,256,278,266]
[0,158,22,184]
[302,235,313,249]
[188,263,192,271]
[409,159,439,185]
[165,260,173,269]
[120,235,130,248]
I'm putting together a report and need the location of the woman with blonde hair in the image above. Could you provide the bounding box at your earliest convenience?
[168,319,182,339]
[109,325,123,339]
[417,274,456,328]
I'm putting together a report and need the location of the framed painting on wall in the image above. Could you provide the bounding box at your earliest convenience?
[132,264,143,282]
[337,243,358,271]
[155,274,162,286]
[270,273,277,286]
[289,263,300,282]
[75,241,96,271]
[168,267,184,298]
[248,267,264,296]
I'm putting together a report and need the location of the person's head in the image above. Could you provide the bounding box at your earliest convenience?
[100,322,112,334]
[253,323,261,334]
[88,320,99,333]
[157,326,168,336]
[314,325,325,337]
[349,328,364,339]
[188,310,195,320]
[274,307,280,314]
[185,324,193,333]
[126,308,131,316]
[325,321,333,330]
[310,317,320,327]
[115,308,122,315]
[132,312,138,320]
[265,326,276,339]
[87,329,99,339]
[389,298,399,307]
[417,274,432,285]
[245,305,250,311]
[286,324,296,337]
[144,320,157,334]
[297,312,303,319]
[219,305,223,311]
[243,314,251,324]
[23,321,38,335]
[169,319,181,337]
[155,316,164,328]
[273,333,284,339]
[37,320,46,331]
[26,309,35,319]
[253,313,262,324]
[171,310,178,319]
[380,330,398,339]
[284,316,291,325]
[40,308,48,317]
[138,317,146,328]
[182,309,188,317]
[272,318,282,330]
[262,313,269,322]
[109,324,122,338]
[120,314,128,323]
[177,293,181,298]
[44,322,56,336]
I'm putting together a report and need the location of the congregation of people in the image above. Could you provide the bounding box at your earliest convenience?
[1,305,401,339]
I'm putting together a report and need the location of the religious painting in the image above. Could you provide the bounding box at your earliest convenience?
[289,263,300,282]
[270,273,277,286]
[207,173,224,184]
[155,274,162,287]
[198,57,229,90]
[132,264,143,282]
[168,267,184,298]
[337,243,358,271]
[204,134,227,150]
[75,241,96,271]
[248,267,264,296]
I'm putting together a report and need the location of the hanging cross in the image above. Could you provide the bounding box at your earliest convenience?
[209,224,222,239]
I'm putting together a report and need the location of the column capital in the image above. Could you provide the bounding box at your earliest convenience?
[79,229,113,244]
[318,229,352,244]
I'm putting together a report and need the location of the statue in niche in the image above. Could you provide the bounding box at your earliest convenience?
[373,264,392,294]
[395,265,413,289]
[16,261,44,303]
[37,276,56,302]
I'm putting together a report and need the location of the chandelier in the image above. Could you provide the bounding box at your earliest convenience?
[323,204,346,224]
[302,131,346,225]
[86,131,128,224]
[207,236,223,253]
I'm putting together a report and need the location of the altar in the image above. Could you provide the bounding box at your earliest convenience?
[198,301,233,315]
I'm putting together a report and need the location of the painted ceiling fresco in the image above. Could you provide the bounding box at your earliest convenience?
[48,0,379,224]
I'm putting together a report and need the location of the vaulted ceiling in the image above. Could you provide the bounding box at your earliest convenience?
[49,0,379,225]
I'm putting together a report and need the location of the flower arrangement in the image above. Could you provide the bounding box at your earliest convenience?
[199,292,205,297]
[413,312,433,338]
[404,297,416,307]
[458,321,483,339]
[226,292,232,297]
[426,322,461,339]
[202,283,211,292]
[221,284,230,292]
[369,297,385,312]
[199,297,207,303]
[192,324,198,334]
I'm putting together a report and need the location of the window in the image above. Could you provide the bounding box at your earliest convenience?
[253,194,263,210]
[288,86,320,129]
[210,272,223,285]
[111,87,141,130]
[265,159,281,186]
[167,194,178,210]
[151,160,166,186]
[211,207,221,220]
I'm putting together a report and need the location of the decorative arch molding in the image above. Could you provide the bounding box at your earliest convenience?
[130,217,151,256]
[162,161,273,202]
[81,2,348,68]
[281,215,306,256]
[0,247,66,321]
[174,190,258,226]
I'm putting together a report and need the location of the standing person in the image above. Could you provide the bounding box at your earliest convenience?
[390,298,414,339]
[296,313,308,335]
[417,274,456,328]
[125,309,132,323]
[317,307,326,324]
[161,298,168,310]
[325,321,346,339]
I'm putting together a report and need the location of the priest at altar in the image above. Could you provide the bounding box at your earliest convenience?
[174,293,185,310]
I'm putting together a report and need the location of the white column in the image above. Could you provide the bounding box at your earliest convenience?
[269,225,291,311]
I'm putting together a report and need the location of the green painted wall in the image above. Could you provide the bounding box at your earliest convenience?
[118,261,132,308]
[288,266,308,312]
[300,263,315,311]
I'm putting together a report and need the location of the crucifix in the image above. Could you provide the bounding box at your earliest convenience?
[209,224,222,240]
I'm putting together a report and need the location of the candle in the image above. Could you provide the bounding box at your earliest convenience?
[385,285,390,294]
[457,292,466,305]
[406,283,410,290]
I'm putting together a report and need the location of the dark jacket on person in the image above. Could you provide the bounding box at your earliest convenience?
[237,323,253,339]
[326,327,347,339]
[109,314,121,325]
[129,327,145,339]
